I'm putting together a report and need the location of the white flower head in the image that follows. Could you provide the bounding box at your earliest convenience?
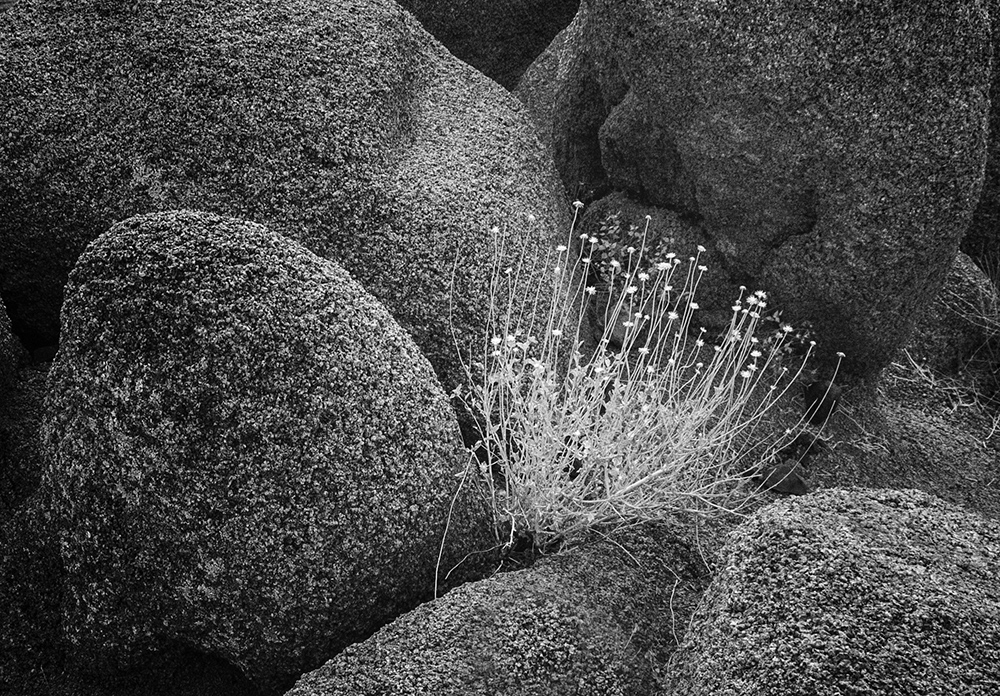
[668,311,680,321]
[610,259,621,269]
[690,302,699,310]
[572,200,584,209]
[697,245,706,253]
[585,286,597,295]
[527,214,536,223]
[551,328,563,337]
[556,244,568,252]
[638,272,650,281]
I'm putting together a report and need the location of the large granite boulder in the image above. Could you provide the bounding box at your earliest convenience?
[0,0,569,391]
[518,0,992,378]
[284,517,729,696]
[40,210,494,693]
[397,0,579,90]
[668,488,1000,695]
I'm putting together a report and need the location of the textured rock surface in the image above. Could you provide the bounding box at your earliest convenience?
[0,0,568,390]
[398,0,579,90]
[962,0,1000,273]
[285,517,730,696]
[0,365,46,517]
[668,488,1000,695]
[41,210,493,693]
[516,4,609,203]
[0,502,65,696]
[906,251,997,373]
[0,297,23,387]
[519,0,992,378]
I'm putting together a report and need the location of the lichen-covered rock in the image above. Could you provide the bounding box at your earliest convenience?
[668,488,1000,696]
[398,0,579,90]
[40,210,494,693]
[0,0,568,391]
[519,0,992,378]
[284,518,729,696]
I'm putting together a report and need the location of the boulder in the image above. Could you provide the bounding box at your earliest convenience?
[518,0,992,378]
[397,0,579,90]
[668,488,1000,695]
[0,0,569,391]
[40,210,494,693]
[284,517,728,696]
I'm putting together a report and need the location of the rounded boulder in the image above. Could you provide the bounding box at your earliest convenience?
[40,210,493,693]
[668,488,1000,695]
[520,0,993,377]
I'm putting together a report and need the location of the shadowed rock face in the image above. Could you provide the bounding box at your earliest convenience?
[0,0,569,391]
[397,0,580,90]
[519,0,992,378]
[40,210,494,694]
[284,518,727,696]
[668,488,1000,695]
[962,3,1000,276]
